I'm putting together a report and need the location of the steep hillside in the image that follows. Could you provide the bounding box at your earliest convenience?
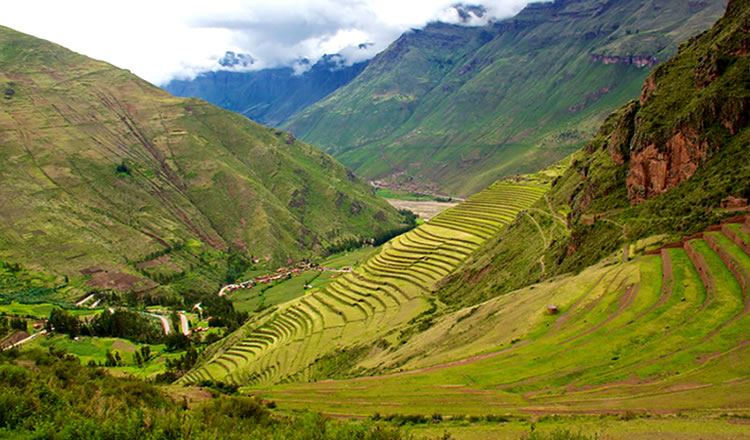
[261,215,750,420]
[436,0,750,307]
[287,0,727,196]
[0,26,406,296]
[164,55,367,127]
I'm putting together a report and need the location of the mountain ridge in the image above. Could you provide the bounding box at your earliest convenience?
[0,24,407,297]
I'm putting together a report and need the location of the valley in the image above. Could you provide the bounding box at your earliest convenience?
[1,0,750,439]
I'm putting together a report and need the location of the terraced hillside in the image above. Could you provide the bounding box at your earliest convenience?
[254,215,750,416]
[180,181,548,386]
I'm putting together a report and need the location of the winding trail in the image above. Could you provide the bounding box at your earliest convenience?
[179,312,191,336]
[544,194,567,226]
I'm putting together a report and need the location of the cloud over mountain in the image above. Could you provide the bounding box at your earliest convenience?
[2,0,534,84]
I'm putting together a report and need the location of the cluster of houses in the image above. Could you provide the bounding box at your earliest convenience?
[220,261,354,296]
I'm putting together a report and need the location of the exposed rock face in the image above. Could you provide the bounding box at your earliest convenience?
[626,128,712,204]
[721,196,749,209]
[590,54,658,68]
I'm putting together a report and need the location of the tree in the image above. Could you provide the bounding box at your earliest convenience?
[105,349,118,367]
[10,318,26,332]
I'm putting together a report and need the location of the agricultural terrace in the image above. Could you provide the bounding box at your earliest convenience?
[180,181,548,386]
[253,217,750,417]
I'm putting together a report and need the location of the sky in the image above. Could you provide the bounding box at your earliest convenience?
[3,0,535,85]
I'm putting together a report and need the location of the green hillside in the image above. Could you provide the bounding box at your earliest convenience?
[286,0,727,196]
[436,0,750,307]
[0,25,408,298]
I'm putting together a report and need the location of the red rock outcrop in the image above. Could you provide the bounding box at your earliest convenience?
[625,128,711,204]
[721,196,749,209]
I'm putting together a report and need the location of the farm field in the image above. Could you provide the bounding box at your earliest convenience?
[26,334,182,377]
[181,180,549,386]
[249,219,750,421]
[0,301,101,319]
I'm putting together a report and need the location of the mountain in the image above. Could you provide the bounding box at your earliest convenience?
[438,0,750,307]
[164,54,367,127]
[286,0,728,196]
[0,25,407,296]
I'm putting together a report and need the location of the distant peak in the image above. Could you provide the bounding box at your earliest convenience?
[452,4,488,23]
[218,51,255,68]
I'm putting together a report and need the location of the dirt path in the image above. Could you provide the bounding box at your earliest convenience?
[525,213,548,277]
[544,194,567,226]
[179,312,191,336]
[525,212,548,248]
[147,313,171,335]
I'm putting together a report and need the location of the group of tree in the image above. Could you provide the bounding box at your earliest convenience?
[0,316,27,338]
[48,309,164,345]
[0,347,409,439]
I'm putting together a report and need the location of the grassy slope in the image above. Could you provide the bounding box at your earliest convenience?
[287,0,726,196]
[436,0,750,307]
[0,25,406,296]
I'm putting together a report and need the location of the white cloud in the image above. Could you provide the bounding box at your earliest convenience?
[2,0,535,85]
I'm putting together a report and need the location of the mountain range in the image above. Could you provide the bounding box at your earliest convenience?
[0,25,406,296]
[166,0,727,197]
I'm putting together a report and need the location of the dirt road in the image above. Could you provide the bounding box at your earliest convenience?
[179,312,191,336]
[147,313,171,335]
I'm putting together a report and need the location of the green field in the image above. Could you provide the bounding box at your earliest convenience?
[0,302,102,319]
[27,334,183,377]
[375,188,453,202]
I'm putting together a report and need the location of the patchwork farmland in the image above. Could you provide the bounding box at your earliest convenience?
[179,181,548,386]
[254,216,750,416]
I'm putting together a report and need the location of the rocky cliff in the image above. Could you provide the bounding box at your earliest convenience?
[589,0,750,205]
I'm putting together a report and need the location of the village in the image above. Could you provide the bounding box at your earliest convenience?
[218,261,353,297]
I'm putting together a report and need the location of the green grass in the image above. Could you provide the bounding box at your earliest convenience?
[0,302,101,319]
[232,272,320,314]
[375,188,451,202]
[26,334,182,377]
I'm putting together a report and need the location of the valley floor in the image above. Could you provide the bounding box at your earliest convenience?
[385,199,458,221]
